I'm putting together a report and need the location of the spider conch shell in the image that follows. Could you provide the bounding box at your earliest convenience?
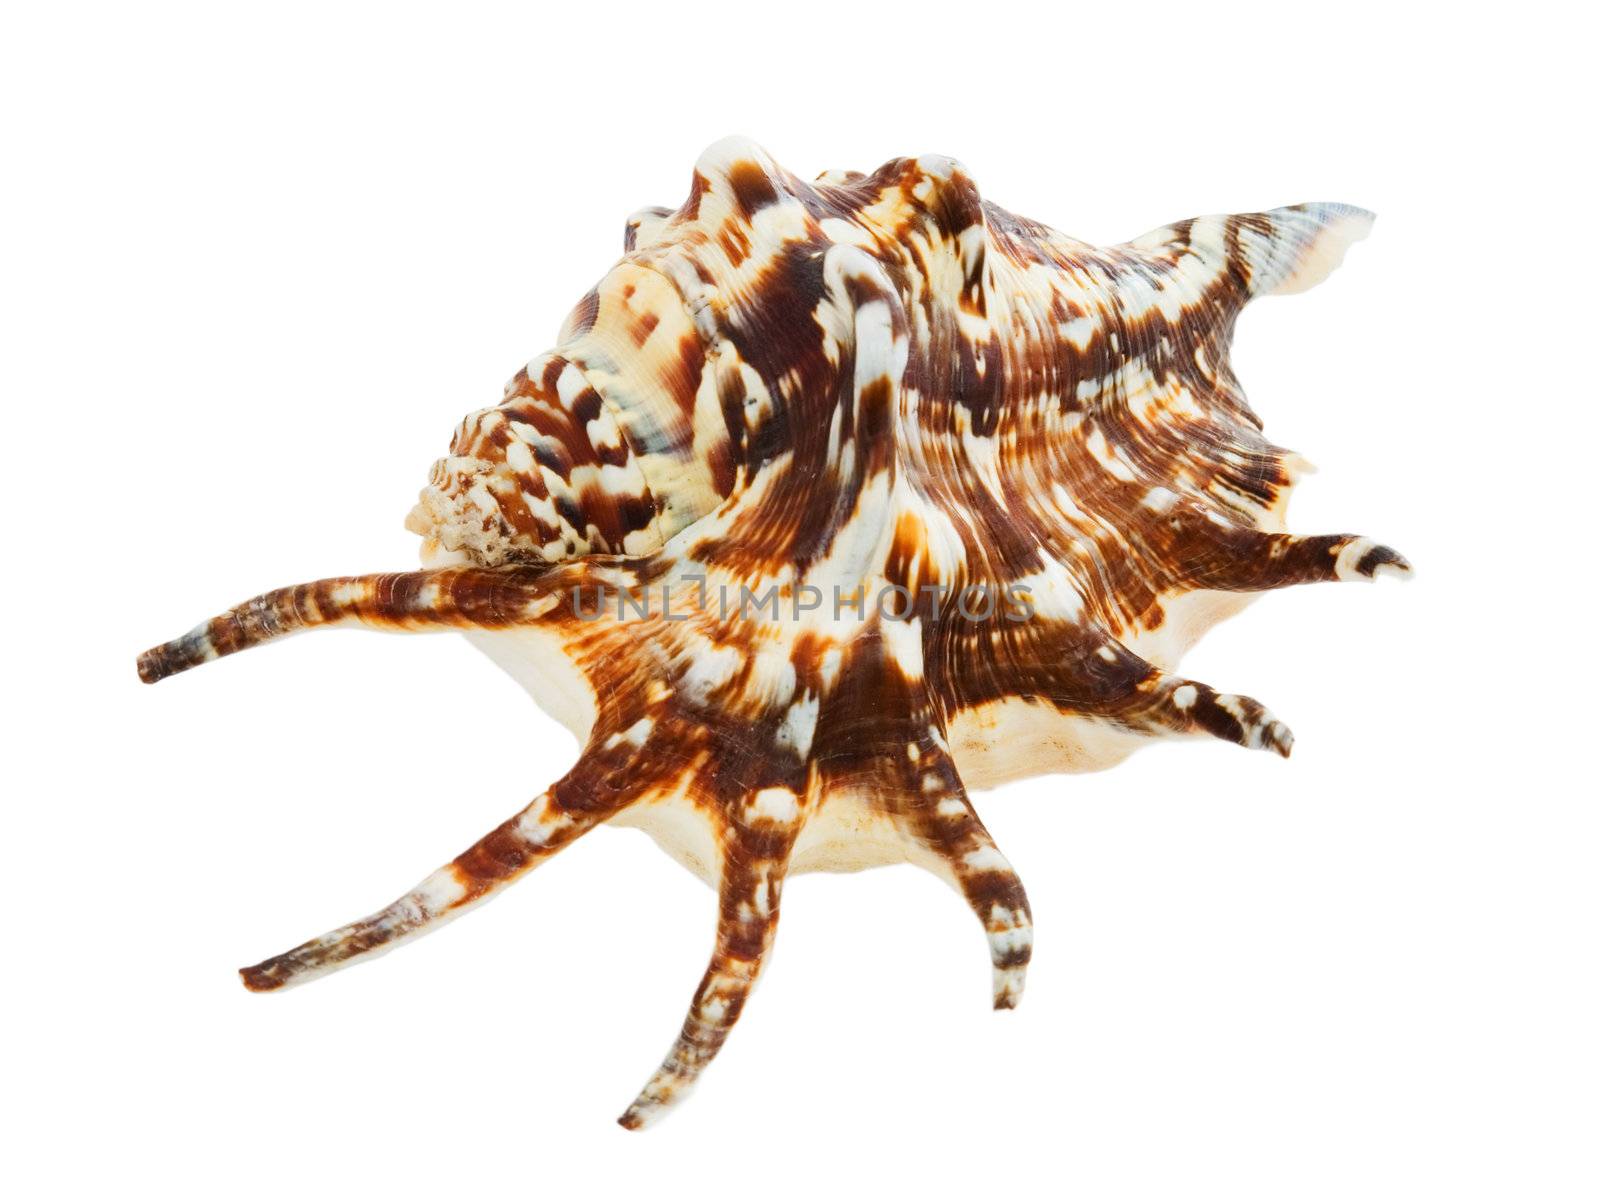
[138,137,1410,1128]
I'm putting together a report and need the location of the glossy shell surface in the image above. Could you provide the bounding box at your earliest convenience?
[139,137,1409,1128]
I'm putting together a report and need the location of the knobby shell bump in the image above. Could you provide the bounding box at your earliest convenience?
[138,137,1411,1128]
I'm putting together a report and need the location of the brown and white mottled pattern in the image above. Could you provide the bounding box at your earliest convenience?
[138,137,1410,1127]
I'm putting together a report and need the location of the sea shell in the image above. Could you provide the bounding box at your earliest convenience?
[138,136,1410,1128]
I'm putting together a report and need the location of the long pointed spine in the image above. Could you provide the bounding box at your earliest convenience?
[136,567,546,683]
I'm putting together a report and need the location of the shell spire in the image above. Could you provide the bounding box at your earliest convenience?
[139,139,1410,1127]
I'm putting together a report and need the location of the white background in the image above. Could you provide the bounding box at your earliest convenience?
[4,3,1595,1193]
